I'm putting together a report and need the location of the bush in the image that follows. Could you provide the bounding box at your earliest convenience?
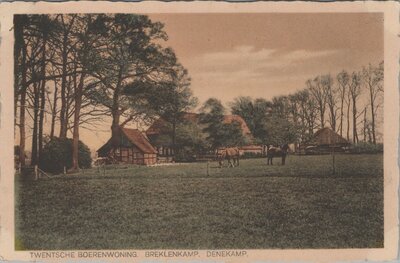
[39,137,92,174]
[350,142,383,154]
[174,149,197,162]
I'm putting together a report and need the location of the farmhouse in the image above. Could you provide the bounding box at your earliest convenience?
[97,127,157,165]
[304,127,350,153]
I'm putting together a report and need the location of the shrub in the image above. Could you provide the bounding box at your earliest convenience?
[350,142,383,154]
[174,148,197,162]
[39,137,92,174]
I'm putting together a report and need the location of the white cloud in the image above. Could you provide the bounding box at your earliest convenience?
[184,46,340,103]
[192,46,338,75]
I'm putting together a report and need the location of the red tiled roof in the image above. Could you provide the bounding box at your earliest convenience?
[223,114,251,134]
[121,128,157,154]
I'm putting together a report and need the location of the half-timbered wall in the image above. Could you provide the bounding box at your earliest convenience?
[112,146,156,165]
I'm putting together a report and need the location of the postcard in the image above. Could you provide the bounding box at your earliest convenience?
[0,1,398,262]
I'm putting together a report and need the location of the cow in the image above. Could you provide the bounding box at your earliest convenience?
[216,147,240,168]
[266,144,289,165]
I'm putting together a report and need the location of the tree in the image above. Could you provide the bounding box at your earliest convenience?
[200,98,250,148]
[15,15,56,166]
[175,121,210,158]
[307,76,328,129]
[322,74,338,132]
[230,96,255,133]
[252,98,272,143]
[230,96,271,144]
[69,14,108,171]
[349,72,362,143]
[264,114,299,146]
[291,89,316,143]
[336,70,350,137]
[138,64,197,155]
[199,98,226,149]
[362,62,383,144]
[86,14,176,148]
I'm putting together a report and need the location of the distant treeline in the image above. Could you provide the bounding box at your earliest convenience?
[228,62,383,146]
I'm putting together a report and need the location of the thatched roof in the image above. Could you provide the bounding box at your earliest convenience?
[309,127,350,146]
[146,112,252,136]
[98,127,157,155]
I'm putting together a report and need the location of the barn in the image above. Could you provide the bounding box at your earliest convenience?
[304,127,351,153]
[97,127,157,165]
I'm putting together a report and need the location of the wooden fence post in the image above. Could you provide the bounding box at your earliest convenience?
[34,165,38,180]
[63,166,66,175]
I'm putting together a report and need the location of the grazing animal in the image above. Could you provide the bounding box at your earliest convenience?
[266,144,289,165]
[216,147,240,168]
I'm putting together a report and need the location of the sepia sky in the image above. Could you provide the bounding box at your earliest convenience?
[23,13,385,152]
[148,13,383,104]
[78,13,384,151]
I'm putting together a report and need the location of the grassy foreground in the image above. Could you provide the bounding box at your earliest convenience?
[15,154,383,250]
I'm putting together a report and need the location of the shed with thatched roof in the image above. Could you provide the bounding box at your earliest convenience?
[97,127,157,165]
[304,127,350,153]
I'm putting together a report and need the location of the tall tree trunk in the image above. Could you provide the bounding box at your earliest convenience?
[31,82,40,165]
[38,80,46,161]
[352,97,358,143]
[339,91,345,137]
[59,32,69,138]
[71,73,86,171]
[15,16,28,167]
[19,89,27,167]
[172,119,176,160]
[370,91,376,144]
[368,125,372,143]
[38,33,47,162]
[111,88,121,147]
[50,80,58,139]
[328,105,336,132]
[111,69,124,147]
[319,104,325,129]
[346,98,350,141]
[363,108,367,142]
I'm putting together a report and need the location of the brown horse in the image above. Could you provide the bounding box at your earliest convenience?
[266,144,289,165]
[216,147,240,168]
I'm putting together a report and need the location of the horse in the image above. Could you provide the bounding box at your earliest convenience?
[216,147,240,168]
[266,144,289,165]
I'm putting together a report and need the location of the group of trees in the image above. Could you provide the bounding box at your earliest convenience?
[152,98,251,158]
[230,62,384,146]
[14,13,384,170]
[199,98,250,149]
[14,14,195,170]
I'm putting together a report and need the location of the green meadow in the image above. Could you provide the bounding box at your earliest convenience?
[15,154,383,250]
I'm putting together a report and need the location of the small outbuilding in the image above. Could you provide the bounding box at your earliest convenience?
[304,127,350,153]
[97,127,157,165]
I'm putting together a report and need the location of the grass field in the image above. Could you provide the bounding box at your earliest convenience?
[15,154,383,250]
